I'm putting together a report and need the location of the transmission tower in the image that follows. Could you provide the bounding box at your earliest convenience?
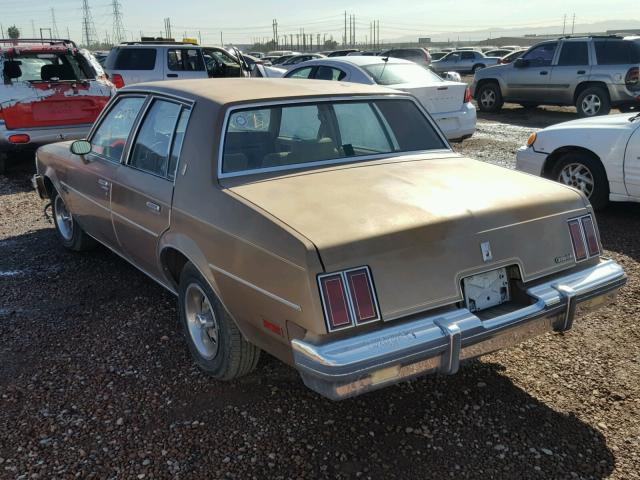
[81,0,97,47]
[111,0,125,45]
[51,8,60,38]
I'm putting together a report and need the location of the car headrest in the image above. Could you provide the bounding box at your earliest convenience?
[41,64,73,81]
[3,61,22,80]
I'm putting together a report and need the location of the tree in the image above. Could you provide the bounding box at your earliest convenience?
[323,39,338,50]
[7,25,20,39]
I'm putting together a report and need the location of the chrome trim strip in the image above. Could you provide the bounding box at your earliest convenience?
[110,210,159,238]
[292,259,625,399]
[208,263,302,312]
[60,181,109,212]
[217,94,452,180]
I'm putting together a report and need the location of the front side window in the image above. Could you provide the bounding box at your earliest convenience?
[91,96,146,162]
[129,99,182,177]
[167,49,205,71]
[558,42,589,66]
[221,98,446,175]
[362,63,443,86]
[522,42,557,67]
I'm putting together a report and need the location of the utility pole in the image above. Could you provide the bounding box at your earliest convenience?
[562,14,567,35]
[81,0,97,47]
[272,19,278,48]
[0,24,4,39]
[111,0,125,44]
[31,20,36,38]
[198,30,202,44]
[344,11,347,46]
[220,31,223,47]
[290,33,293,49]
[51,9,60,38]
[164,17,172,39]
[571,13,576,34]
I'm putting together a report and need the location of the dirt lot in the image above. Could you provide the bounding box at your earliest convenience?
[1,107,639,479]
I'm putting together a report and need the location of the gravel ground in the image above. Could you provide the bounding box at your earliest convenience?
[1,110,639,479]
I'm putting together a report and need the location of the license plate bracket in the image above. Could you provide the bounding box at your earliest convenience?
[463,267,510,313]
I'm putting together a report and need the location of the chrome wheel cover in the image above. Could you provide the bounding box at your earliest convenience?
[558,162,595,198]
[581,94,601,116]
[54,195,74,241]
[480,89,496,108]
[184,283,220,360]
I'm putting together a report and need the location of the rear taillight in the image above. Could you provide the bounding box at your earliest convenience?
[463,87,472,103]
[111,73,125,89]
[318,266,380,332]
[568,214,600,262]
[8,134,30,144]
[581,215,601,257]
[625,67,639,92]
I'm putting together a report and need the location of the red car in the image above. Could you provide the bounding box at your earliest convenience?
[0,39,114,173]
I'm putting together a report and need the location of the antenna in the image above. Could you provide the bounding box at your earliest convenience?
[51,8,60,38]
[111,0,125,45]
[81,0,97,47]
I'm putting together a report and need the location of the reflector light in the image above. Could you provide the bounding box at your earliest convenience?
[346,268,378,323]
[8,134,30,144]
[581,216,600,257]
[319,274,352,330]
[568,219,587,261]
[111,73,125,89]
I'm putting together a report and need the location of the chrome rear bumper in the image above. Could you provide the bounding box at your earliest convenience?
[292,259,625,400]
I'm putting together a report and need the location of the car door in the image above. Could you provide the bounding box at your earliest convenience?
[65,95,146,248]
[504,42,558,102]
[625,124,640,198]
[459,52,476,71]
[165,47,207,80]
[435,52,460,72]
[110,97,192,278]
[549,41,591,104]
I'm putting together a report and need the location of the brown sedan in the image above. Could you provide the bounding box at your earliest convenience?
[33,79,626,400]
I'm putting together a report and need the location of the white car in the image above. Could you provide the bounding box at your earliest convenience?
[516,112,640,208]
[283,56,476,141]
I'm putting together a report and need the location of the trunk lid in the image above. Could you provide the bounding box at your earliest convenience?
[227,156,588,321]
[392,81,466,114]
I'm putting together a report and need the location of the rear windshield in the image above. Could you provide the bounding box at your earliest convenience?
[108,48,157,70]
[595,40,640,65]
[221,98,447,175]
[3,52,93,82]
[362,63,443,86]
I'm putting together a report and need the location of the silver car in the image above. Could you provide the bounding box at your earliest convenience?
[431,51,501,74]
[472,36,640,116]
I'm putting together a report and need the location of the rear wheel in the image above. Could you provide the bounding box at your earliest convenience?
[179,263,260,380]
[551,152,609,209]
[576,87,611,117]
[476,83,503,113]
[51,190,96,251]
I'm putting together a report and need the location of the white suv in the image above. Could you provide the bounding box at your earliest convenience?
[103,42,248,88]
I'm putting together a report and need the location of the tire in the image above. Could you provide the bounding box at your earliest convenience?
[178,263,260,380]
[472,64,486,74]
[476,82,504,113]
[520,102,539,109]
[576,86,611,117]
[51,189,97,251]
[550,152,609,209]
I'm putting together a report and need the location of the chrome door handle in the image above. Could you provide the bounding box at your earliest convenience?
[98,178,110,190]
[145,201,161,212]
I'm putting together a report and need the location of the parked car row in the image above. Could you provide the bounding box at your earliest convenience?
[31,77,626,401]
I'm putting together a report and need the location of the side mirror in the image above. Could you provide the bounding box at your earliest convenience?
[70,140,92,155]
[514,58,528,68]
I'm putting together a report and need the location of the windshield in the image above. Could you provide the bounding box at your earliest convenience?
[221,98,447,176]
[362,63,443,86]
[6,52,93,82]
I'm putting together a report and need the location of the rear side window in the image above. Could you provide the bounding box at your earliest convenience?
[523,42,557,67]
[167,49,205,71]
[112,48,157,70]
[461,52,475,60]
[595,41,640,65]
[558,42,589,66]
[315,66,346,81]
[129,99,182,177]
[221,99,446,175]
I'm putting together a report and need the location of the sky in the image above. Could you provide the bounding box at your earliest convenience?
[0,0,638,45]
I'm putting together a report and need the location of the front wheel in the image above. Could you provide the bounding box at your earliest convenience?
[179,263,260,380]
[551,152,609,209]
[576,87,611,117]
[51,190,96,251]
[476,83,504,113]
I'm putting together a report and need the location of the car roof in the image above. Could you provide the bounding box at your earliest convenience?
[311,56,414,67]
[121,78,403,106]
